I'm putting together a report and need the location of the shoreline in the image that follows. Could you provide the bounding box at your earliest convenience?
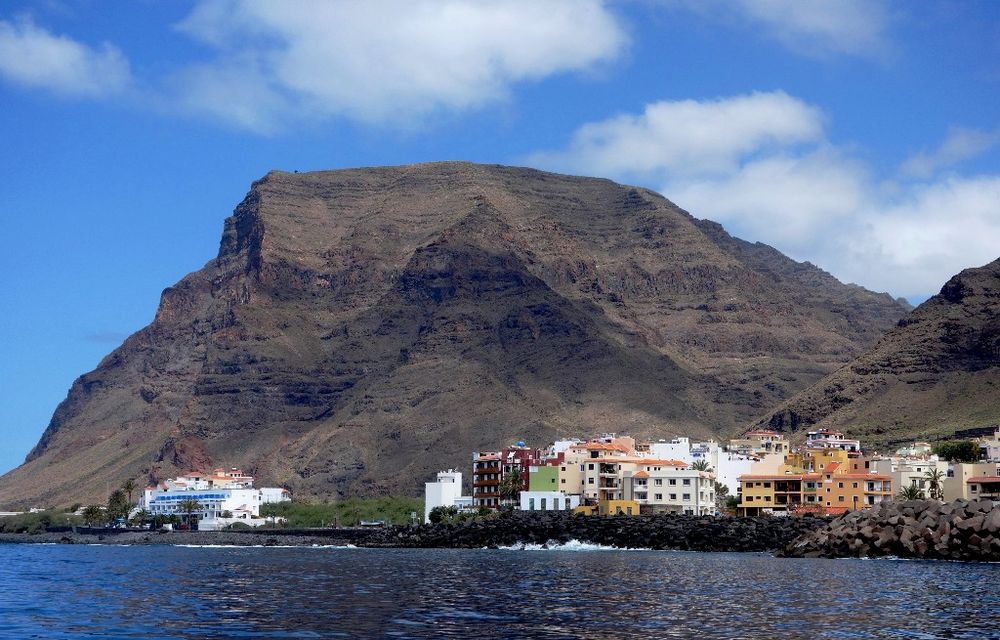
[0,512,826,552]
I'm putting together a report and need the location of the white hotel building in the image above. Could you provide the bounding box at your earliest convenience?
[138,468,290,528]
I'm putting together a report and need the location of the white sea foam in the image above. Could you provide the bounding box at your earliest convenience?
[497,539,649,552]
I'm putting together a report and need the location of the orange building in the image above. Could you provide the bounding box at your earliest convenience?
[815,462,892,514]
[737,460,892,516]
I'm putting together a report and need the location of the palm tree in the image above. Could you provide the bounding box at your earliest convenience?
[924,469,945,501]
[107,489,129,522]
[176,498,203,529]
[897,485,924,501]
[690,459,712,472]
[81,505,105,526]
[130,509,150,527]
[499,469,522,506]
[121,478,138,507]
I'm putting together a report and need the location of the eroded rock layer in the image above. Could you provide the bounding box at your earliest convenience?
[0,163,908,507]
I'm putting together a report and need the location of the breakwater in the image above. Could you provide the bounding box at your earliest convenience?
[3,512,827,552]
[371,512,827,551]
[779,498,1000,561]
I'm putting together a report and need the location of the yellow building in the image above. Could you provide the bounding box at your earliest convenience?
[598,499,640,516]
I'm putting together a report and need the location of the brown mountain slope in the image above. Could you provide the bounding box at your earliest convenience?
[758,258,1000,448]
[0,163,909,507]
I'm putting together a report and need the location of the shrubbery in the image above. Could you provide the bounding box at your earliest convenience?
[259,496,424,527]
[933,440,982,463]
[0,509,81,534]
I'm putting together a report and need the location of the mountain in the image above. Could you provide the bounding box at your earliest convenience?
[758,258,1000,448]
[0,163,909,508]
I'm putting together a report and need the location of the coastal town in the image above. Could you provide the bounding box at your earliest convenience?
[424,426,1000,523]
[2,426,999,535]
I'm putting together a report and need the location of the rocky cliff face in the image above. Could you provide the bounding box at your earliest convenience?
[758,258,1000,447]
[0,163,908,507]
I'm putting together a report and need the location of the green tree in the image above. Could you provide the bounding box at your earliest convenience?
[81,505,105,526]
[121,478,138,507]
[714,481,729,513]
[933,440,981,463]
[499,469,522,505]
[221,510,233,519]
[130,509,150,527]
[898,485,924,501]
[429,505,458,524]
[176,498,202,529]
[107,489,130,521]
[690,459,712,472]
[924,469,946,501]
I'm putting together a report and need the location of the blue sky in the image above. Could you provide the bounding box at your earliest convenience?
[1,1,998,475]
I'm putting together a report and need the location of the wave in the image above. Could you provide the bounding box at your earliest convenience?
[497,539,650,551]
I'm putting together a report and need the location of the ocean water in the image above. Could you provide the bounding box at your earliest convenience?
[0,543,997,639]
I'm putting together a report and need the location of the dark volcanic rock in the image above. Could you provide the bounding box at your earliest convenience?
[367,511,828,552]
[0,163,908,507]
[779,499,1000,562]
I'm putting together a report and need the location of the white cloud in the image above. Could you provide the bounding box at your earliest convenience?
[900,127,1000,178]
[667,0,892,59]
[529,93,1000,301]
[171,0,627,131]
[529,91,823,178]
[0,17,130,97]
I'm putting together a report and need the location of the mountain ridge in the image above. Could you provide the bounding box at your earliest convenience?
[757,257,1000,447]
[0,162,910,508]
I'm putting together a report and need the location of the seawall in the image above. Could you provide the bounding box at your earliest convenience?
[2,513,827,552]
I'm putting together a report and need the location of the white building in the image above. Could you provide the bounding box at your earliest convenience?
[648,438,693,464]
[519,491,581,511]
[424,470,472,523]
[622,465,716,515]
[871,457,948,498]
[138,468,290,529]
[806,429,861,453]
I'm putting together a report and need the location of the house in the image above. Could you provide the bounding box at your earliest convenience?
[968,476,1000,499]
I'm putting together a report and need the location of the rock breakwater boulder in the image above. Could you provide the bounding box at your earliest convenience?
[368,511,827,552]
[779,499,1000,562]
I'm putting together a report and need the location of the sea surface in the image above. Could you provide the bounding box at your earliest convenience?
[0,542,997,639]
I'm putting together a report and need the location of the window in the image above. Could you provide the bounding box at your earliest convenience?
[669,479,677,486]
[540,498,547,510]
[838,496,845,502]
[655,479,663,486]
[654,493,663,500]
[683,493,691,501]
[588,463,595,470]
[561,478,566,484]
[588,478,595,485]
[852,482,859,489]
[683,479,691,486]
[838,482,844,489]
[747,496,754,502]
[764,496,771,502]
[529,498,535,510]
[669,493,677,500]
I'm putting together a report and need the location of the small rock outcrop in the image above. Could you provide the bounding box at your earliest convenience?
[779,499,1000,562]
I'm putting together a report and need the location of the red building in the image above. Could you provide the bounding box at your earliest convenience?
[472,443,541,508]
